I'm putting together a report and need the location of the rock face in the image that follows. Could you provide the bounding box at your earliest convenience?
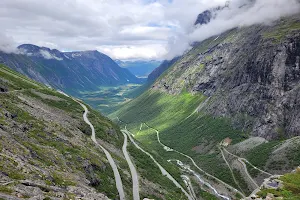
[194,10,213,25]
[147,57,180,83]
[0,44,140,96]
[153,15,300,140]
[194,0,257,26]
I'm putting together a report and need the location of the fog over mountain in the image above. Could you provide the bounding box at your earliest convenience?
[166,0,300,59]
[0,0,299,60]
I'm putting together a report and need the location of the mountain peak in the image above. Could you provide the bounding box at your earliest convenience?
[194,0,256,26]
[17,44,63,61]
[18,44,41,52]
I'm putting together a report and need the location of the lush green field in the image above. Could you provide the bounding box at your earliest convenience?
[77,84,143,114]
[112,88,300,198]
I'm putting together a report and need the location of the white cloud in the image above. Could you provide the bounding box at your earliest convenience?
[98,44,167,60]
[0,33,17,53]
[39,50,63,60]
[166,0,300,58]
[0,0,299,60]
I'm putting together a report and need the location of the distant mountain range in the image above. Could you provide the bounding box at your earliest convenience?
[0,44,142,96]
[115,60,161,78]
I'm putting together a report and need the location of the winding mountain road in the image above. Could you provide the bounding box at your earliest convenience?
[122,129,193,200]
[143,123,245,198]
[222,147,272,177]
[77,101,125,200]
[219,147,246,194]
[181,175,197,200]
[237,158,259,189]
[173,159,230,200]
[122,132,140,200]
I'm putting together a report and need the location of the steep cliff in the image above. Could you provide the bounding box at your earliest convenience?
[153,14,300,140]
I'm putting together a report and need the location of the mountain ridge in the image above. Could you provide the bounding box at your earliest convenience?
[115,60,161,78]
[0,44,141,96]
[152,15,300,139]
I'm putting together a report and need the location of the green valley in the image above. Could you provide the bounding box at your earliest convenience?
[78,84,143,115]
[109,13,300,200]
[1,1,300,200]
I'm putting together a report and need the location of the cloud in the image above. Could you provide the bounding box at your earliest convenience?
[166,0,300,58]
[39,50,63,60]
[0,33,17,53]
[0,0,166,60]
[98,44,167,60]
[0,0,299,60]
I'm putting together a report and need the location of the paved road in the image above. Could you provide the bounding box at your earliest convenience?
[174,160,230,200]
[77,101,125,200]
[237,158,259,188]
[181,175,197,200]
[143,123,245,198]
[122,129,193,200]
[122,132,140,200]
[222,148,272,176]
[219,147,246,195]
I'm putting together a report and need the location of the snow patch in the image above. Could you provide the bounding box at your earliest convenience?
[71,53,82,57]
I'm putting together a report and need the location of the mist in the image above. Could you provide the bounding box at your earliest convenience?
[0,33,17,53]
[165,0,300,59]
[0,0,299,60]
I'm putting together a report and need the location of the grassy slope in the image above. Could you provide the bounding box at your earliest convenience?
[111,90,247,195]
[257,169,300,199]
[0,64,126,199]
[0,64,188,200]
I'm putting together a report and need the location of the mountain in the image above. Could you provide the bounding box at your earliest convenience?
[153,15,300,140]
[194,9,216,25]
[194,0,256,26]
[147,57,180,83]
[121,58,180,99]
[115,60,161,78]
[0,64,190,199]
[112,14,300,199]
[0,44,141,96]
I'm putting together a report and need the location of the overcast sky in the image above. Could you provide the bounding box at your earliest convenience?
[0,0,299,60]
